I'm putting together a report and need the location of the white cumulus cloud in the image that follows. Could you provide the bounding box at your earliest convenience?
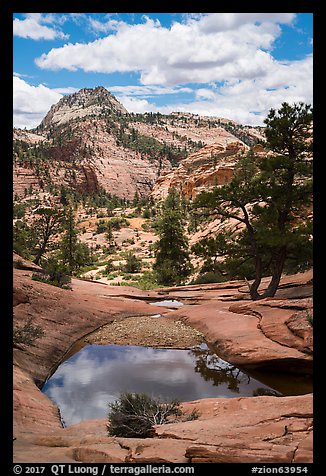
[14,14,312,128]
[13,76,63,129]
[35,13,295,85]
[13,13,69,40]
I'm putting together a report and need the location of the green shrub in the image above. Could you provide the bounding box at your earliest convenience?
[13,219,36,260]
[13,318,44,347]
[104,260,116,274]
[109,217,130,230]
[107,392,198,438]
[154,259,185,286]
[191,271,226,285]
[306,311,313,327]
[32,258,71,289]
[13,258,25,269]
[13,203,27,219]
[136,272,159,290]
[123,252,142,273]
[142,208,151,219]
[96,219,108,234]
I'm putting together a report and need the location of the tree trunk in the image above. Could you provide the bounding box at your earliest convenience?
[33,243,47,265]
[249,247,287,300]
[249,255,263,301]
[261,247,287,299]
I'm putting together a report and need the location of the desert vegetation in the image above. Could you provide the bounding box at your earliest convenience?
[107,392,199,438]
[13,103,313,298]
[13,318,44,347]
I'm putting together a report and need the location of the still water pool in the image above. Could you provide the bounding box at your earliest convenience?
[42,343,284,427]
[149,300,184,308]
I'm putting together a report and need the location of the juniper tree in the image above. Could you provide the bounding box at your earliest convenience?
[193,103,313,300]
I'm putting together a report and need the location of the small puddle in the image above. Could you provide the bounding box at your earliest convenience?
[42,343,285,427]
[150,300,184,308]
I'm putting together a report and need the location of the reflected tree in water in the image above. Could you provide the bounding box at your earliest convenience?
[190,346,281,396]
[189,346,250,393]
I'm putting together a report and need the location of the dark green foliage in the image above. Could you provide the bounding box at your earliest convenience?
[191,235,230,275]
[59,207,95,273]
[193,102,313,300]
[13,220,37,260]
[13,207,62,264]
[96,219,108,234]
[153,188,192,285]
[219,121,259,147]
[59,185,69,206]
[13,318,44,347]
[32,207,65,265]
[109,217,130,230]
[105,221,115,247]
[123,252,142,273]
[13,203,27,219]
[107,392,198,438]
[114,126,187,166]
[32,257,71,289]
[142,208,151,219]
[104,260,116,274]
[306,312,313,327]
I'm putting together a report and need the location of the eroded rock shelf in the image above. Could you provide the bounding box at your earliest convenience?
[13,261,313,463]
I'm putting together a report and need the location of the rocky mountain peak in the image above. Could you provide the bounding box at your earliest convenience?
[38,86,128,129]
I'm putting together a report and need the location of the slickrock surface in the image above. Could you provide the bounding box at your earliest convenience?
[164,270,313,374]
[14,393,313,463]
[13,260,313,463]
[156,395,313,463]
[13,269,159,386]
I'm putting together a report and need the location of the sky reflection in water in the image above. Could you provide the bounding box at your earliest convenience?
[42,344,278,426]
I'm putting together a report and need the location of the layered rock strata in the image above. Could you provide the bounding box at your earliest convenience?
[151,139,247,200]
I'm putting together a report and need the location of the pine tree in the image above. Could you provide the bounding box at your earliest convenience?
[59,207,93,273]
[32,207,64,265]
[105,221,115,247]
[194,103,313,300]
[153,188,192,285]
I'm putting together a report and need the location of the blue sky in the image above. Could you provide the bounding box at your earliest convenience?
[13,13,313,129]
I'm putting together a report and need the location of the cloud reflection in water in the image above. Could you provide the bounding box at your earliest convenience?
[42,344,276,426]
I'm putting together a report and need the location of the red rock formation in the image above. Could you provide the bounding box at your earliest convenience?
[13,260,313,463]
[163,270,313,373]
[13,88,265,201]
[151,140,247,200]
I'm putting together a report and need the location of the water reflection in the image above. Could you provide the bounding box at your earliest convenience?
[149,300,184,308]
[42,344,278,426]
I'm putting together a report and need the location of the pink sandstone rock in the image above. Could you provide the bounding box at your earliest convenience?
[13,262,313,463]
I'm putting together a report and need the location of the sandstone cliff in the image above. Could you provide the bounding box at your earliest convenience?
[13,87,264,201]
[151,139,247,200]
